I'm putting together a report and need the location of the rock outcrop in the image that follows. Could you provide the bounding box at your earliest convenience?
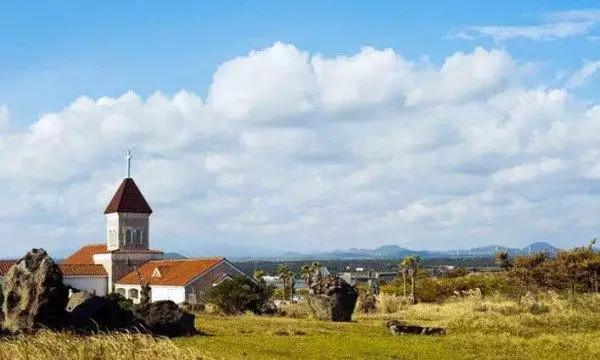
[134,300,196,337]
[66,291,139,332]
[386,319,446,336]
[1,249,69,333]
[308,275,358,322]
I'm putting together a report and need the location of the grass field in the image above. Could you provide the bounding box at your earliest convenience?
[2,294,600,359]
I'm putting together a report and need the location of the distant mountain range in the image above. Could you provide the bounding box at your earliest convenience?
[267,242,561,260]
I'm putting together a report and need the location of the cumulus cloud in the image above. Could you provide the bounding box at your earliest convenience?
[0,42,599,256]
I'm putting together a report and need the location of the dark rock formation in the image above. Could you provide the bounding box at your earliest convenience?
[308,275,358,322]
[134,300,196,337]
[66,291,139,332]
[1,249,68,333]
[386,319,446,336]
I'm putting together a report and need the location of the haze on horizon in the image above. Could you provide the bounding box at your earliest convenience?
[0,1,599,258]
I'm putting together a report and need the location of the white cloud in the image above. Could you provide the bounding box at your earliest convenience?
[492,158,566,184]
[0,105,9,132]
[450,8,600,42]
[1,42,599,256]
[567,60,600,88]
[544,9,600,23]
[453,22,594,41]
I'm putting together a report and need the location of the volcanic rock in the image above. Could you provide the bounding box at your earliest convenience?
[67,291,138,332]
[134,300,196,337]
[308,275,358,322]
[1,249,68,333]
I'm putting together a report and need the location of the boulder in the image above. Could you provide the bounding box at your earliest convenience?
[67,291,139,332]
[386,319,445,336]
[308,275,358,322]
[134,300,196,337]
[2,249,68,333]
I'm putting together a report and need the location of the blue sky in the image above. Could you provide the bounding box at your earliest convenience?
[1,1,598,125]
[0,2,599,257]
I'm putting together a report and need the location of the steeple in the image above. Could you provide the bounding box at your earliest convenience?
[105,150,152,251]
[104,178,152,214]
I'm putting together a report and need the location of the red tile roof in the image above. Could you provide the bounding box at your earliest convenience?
[59,264,107,277]
[62,244,107,265]
[0,261,107,277]
[61,244,163,265]
[116,258,224,286]
[0,260,17,276]
[104,178,153,214]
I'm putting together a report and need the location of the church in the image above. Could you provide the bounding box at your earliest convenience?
[0,154,249,304]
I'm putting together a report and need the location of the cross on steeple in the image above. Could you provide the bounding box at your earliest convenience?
[126,149,132,178]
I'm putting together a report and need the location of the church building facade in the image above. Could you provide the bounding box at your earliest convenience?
[57,167,250,303]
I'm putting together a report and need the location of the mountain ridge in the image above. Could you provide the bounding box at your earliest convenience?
[249,242,562,261]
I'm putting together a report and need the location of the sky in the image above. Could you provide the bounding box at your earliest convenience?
[0,1,599,257]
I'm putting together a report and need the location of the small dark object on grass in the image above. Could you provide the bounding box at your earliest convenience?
[386,319,446,336]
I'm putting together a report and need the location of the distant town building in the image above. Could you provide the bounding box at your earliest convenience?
[340,270,398,286]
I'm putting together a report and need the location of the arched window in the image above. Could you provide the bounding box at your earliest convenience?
[128,288,139,299]
[116,288,126,297]
[125,229,133,245]
[134,229,143,245]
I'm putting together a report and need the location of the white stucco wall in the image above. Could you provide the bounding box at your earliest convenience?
[64,276,108,296]
[150,286,186,304]
[113,284,186,304]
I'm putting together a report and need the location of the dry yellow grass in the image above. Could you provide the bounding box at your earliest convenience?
[0,330,206,360]
[2,294,600,359]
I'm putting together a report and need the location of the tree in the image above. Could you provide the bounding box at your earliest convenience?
[253,270,266,283]
[495,251,512,270]
[301,262,322,294]
[398,261,408,298]
[208,276,275,315]
[401,255,420,304]
[510,252,548,296]
[127,258,151,306]
[555,248,593,294]
[277,265,295,301]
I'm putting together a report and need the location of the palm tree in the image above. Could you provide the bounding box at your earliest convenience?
[495,251,512,271]
[277,265,295,301]
[398,260,408,298]
[302,262,323,295]
[401,255,420,304]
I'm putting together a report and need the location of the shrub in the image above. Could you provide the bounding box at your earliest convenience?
[180,301,205,314]
[377,293,408,313]
[277,301,312,318]
[381,273,519,303]
[105,292,134,311]
[358,293,377,314]
[208,276,275,315]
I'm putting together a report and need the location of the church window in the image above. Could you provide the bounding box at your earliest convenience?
[125,229,133,245]
[134,229,143,245]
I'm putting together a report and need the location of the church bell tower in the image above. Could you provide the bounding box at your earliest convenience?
[104,150,153,251]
